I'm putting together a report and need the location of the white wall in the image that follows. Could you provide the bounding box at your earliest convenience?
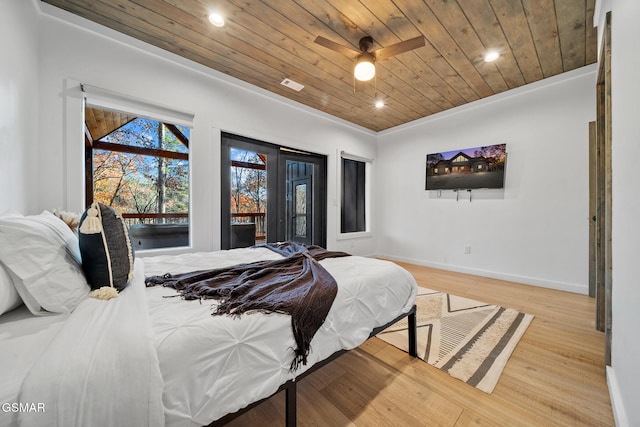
[608,0,640,425]
[376,67,596,294]
[36,4,377,255]
[0,0,40,214]
[9,0,639,423]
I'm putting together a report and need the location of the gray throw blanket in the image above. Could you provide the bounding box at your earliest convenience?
[145,242,350,370]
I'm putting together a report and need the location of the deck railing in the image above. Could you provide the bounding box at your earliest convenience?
[120,212,266,242]
[121,212,188,228]
[231,212,266,240]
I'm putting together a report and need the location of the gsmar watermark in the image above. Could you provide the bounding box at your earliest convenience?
[2,402,46,413]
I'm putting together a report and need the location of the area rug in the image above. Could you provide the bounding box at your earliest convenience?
[378,287,534,393]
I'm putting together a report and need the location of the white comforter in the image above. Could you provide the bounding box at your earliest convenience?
[16,259,164,427]
[144,247,417,426]
[14,248,417,427]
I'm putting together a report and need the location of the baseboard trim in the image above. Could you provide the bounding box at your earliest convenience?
[607,365,629,427]
[374,253,588,295]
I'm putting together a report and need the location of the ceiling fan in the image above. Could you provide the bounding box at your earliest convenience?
[314,35,425,82]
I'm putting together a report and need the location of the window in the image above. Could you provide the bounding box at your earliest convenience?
[341,158,366,233]
[229,148,267,243]
[453,155,467,163]
[84,104,190,250]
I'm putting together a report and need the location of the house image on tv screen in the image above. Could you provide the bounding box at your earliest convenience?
[425,143,507,190]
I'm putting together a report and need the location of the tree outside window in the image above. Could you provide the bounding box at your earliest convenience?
[85,106,190,248]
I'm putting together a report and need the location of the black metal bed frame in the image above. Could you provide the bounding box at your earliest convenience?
[207,304,418,427]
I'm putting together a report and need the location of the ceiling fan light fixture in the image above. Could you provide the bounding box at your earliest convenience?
[354,53,375,81]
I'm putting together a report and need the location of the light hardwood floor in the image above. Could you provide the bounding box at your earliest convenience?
[225,262,614,426]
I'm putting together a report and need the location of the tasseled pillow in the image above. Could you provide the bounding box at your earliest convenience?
[78,202,134,298]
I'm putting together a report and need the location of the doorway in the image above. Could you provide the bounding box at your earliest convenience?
[590,12,612,365]
[220,133,326,249]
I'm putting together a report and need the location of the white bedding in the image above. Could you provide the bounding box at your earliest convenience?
[0,247,417,427]
[0,307,67,427]
[143,247,418,426]
[11,260,165,427]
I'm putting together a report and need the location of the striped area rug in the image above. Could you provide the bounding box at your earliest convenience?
[378,287,534,393]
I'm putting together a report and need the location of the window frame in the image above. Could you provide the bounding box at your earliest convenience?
[81,83,194,252]
[337,151,372,240]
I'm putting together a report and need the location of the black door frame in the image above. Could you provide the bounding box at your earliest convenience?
[220,132,327,249]
[279,151,327,247]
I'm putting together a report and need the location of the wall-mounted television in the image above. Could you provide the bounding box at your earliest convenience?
[425,143,507,191]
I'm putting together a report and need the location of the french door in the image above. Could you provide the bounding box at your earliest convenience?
[220,133,326,249]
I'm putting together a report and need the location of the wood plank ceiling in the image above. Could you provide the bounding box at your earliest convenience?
[43,0,597,132]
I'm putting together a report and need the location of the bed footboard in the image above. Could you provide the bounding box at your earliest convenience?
[207,305,417,427]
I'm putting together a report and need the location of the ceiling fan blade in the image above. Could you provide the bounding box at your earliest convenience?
[314,36,361,58]
[374,36,425,61]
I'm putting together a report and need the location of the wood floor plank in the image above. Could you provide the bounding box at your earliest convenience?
[218,262,614,426]
[332,351,464,425]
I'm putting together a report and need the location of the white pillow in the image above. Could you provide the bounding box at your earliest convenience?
[0,264,22,315]
[0,211,89,315]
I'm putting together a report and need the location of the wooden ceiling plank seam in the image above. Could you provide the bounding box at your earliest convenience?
[288,2,439,119]
[406,0,497,98]
[455,0,526,89]
[390,0,494,100]
[320,0,463,111]
[286,2,442,116]
[133,0,361,99]
[422,0,509,95]
[51,0,440,127]
[520,0,564,79]
[56,0,247,75]
[89,0,392,127]
[355,0,470,110]
[219,0,425,121]
[169,0,464,122]
[408,49,481,105]
[584,0,598,65]
[44,0,596,131]
[553,0,587,72]
[267,0,441,117]
[132,0,408,125]
[367,57,450,113]
[55,0,391,129]
[487,0,544,84]
[292,0,365,45]
[88,0,388,128]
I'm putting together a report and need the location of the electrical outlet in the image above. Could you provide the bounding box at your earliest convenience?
[464,245,471,255]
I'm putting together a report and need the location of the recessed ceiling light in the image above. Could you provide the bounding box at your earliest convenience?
[484,50,499,62]
[375,100,384,109]
[208,13,225,27]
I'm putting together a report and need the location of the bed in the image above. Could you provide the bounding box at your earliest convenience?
[0,209,417,427]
